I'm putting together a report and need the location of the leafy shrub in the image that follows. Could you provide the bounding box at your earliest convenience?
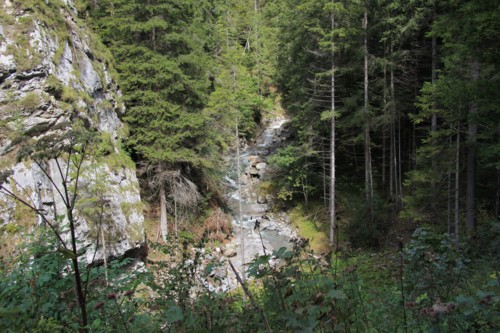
[0,229,153,333]
[404,227,468,302]
[0,230,78,332]
[401,227,500,331]
[246,245,350,332]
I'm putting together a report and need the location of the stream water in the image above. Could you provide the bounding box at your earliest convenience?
[222,117,296,288]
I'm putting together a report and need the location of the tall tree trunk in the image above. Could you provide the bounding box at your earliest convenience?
[496,170,500,220]
[390,121,395,199]
[466,60,479,233]
[398,108,403,204]
[447,134,452,236]
[497,123,500,219]
[383,43,388,193]
[329,4,336,245]
[159,167,168,243]
[363,9,373,220]
[431,13,438,220]
[455,127,460,242]
[431,20,438,136]
[322,139,328,208]
[67,206,88,331]
[382,129,386,188]
[101,229,109,286]
[390,48,398,203]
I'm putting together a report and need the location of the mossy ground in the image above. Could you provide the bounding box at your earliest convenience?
[289,202,331,253]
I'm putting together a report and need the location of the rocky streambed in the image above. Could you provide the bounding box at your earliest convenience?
[216,117,297,290]
[109,118,297,295]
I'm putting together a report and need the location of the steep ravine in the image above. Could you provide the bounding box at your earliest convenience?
[0,1,144,262]
[220,117,297,290]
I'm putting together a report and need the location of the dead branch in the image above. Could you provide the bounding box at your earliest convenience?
[228,260,271,333]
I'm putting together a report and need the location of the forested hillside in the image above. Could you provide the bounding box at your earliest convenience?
[81,0,500,244]
[0,0,498,331]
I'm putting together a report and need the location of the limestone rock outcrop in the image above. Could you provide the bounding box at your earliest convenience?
[0,1,144,262]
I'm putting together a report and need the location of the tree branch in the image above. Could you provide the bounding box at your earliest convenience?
[33,159,68,207]
[228,260,271,333]
[0,186,68,250]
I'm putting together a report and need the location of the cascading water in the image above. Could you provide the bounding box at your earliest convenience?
[223,117,296,288]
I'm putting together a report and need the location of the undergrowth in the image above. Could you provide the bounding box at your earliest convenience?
[0,222,498,332]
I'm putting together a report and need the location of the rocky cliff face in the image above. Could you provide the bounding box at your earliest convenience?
[0,0,144,262]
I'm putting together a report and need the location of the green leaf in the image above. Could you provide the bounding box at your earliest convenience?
[91,318,102,329]
[416,293,429,304]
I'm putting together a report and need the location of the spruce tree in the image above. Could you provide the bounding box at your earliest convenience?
[89,0,216,240]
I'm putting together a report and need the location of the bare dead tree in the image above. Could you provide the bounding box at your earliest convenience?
[170,171,201,237]
[329,0,336,245]
[141,163,201,243]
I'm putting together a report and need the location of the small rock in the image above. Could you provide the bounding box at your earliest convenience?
[248,167,259,176]
[256,162,267,170]
[225,249,237,258]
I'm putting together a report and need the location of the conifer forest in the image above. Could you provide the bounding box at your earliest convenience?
[0,0,498,332]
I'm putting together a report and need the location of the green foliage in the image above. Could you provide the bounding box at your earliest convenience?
[44,75,64,98]
[1,223,498,332]
[451,282,500,332]
[404,227,469,301]
[89,0,213,166]
[401,225,500,331]
[60,86,79,104]
[0,227,154,333]
[143,241,240,331]
[91,131,135,171]
[2,0,499,332]
[16,125,96,162]
[268,143,319,204]
[405,0,500,226]
[0,230,79,332]
[3,223,21,234]
[246,246,343,331]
